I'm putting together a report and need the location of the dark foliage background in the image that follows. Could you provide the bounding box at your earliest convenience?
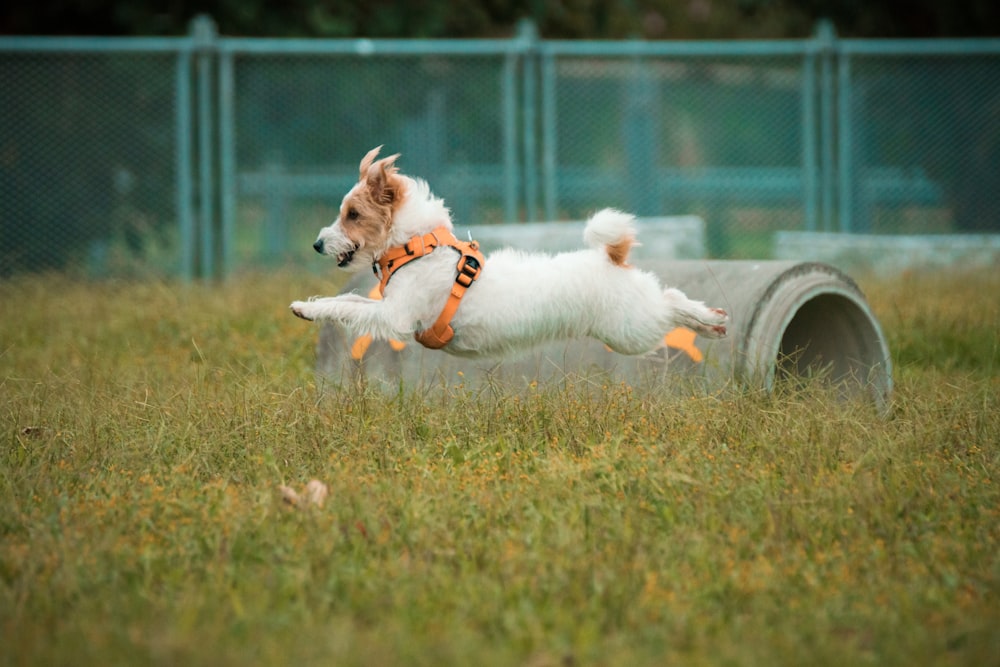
[2,0,999,39]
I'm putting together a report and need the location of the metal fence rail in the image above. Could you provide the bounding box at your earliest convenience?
[2,18,998,278]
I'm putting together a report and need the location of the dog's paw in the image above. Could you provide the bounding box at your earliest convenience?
[706,324,727,338]
[694,307,728,339]
[706,308,728,338]
[290,301,314,321]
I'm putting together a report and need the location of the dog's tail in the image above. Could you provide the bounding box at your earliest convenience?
[583,208,638,267]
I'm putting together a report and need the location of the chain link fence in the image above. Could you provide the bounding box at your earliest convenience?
[228,45,519,274]
[1,43,181,276]
[539,45,811,258]
[843,43,1000,235]
[2,21,998,278]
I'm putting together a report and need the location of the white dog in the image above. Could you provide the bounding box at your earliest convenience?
[291,147,727,358]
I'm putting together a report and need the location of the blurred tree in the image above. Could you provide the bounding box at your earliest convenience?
[1,0,998,38]
[772,0,1000,38]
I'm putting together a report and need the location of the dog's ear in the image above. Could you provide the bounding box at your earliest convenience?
[364,151,402,206]
[359,145,383,180]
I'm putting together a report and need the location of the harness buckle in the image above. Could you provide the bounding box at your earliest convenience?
[455,255,481,288]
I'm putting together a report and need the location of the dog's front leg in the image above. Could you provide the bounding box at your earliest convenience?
[289,293,373,322]
[290,295,409,341]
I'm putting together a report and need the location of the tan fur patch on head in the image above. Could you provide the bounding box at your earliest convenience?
[339,187,391,252]
[338,148,407,254]
[606,237,635,267]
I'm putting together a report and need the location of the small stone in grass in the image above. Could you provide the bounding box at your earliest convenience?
[279,480,328,509]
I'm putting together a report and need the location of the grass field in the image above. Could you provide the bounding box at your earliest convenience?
[2,267,998,666]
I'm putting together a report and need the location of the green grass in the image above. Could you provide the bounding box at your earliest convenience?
[2,268,998,666]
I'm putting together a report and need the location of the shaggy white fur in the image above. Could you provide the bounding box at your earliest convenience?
[290,147,727,358]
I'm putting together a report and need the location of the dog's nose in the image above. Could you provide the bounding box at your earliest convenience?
[313,239,325,254]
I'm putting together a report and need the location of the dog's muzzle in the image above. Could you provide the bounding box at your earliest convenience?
[313,238,359,267]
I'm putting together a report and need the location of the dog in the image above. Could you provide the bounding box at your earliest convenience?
[290,147,728,358]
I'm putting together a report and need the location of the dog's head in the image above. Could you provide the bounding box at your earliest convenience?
[312,146,406,271]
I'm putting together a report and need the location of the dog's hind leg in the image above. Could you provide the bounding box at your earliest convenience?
[663,288,728,339]
[590,309,675,356]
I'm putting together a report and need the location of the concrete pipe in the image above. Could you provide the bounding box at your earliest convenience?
[638,260,893,408]
[315,260,892,408]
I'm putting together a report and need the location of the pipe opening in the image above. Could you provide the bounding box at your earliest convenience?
[776,293,889,399]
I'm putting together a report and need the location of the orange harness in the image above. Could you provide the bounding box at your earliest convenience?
[373,226,485,350]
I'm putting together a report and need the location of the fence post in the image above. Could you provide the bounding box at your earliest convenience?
[624,49,659,217]
[503,45,520,223]
[816,19,836,233]
[192,14,218,278]
[519,19,539,221]
[837,43,854,233]
[802,30,819,232]
[540,46,558,222]
[218,44,236,278]
[175,47,195,281]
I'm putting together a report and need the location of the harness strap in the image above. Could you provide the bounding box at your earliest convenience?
[374,228,445,296]
[373,226,484,350]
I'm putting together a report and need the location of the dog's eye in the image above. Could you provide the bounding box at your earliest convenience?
[346,208,359,221]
